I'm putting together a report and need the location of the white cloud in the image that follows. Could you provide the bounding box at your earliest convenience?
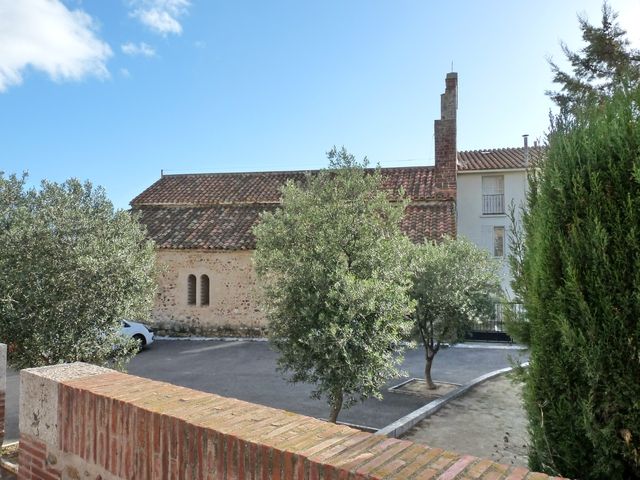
[129,0,191,36]
[120,68,131,78]
[0,0,112,92]
[121,41,156,57]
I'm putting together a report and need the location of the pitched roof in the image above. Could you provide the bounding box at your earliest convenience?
[401,203,456,244]
[457,147,543,171]
[131,166,448,207]
[134,205,267,250]
[135,202,455,250]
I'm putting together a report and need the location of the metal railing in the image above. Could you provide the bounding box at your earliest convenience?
[472,303,525,333]
[482,194,505,215]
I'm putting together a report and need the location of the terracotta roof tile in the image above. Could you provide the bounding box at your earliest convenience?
[457,147,544,171]
[135,202,455,250]
[401,203,456,243]
[135,205,266,250]
[131,166,447,207]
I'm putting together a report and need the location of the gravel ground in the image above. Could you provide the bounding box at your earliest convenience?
[401,374,530,467]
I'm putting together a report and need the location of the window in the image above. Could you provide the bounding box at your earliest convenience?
[482,176,505,215]
[187,274,196,305]
[493,226,505,257]
[200,274,210,306]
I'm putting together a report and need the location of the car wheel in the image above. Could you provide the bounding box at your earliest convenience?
[133,334,146,351]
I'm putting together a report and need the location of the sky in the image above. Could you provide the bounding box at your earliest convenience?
[1,0,639,209]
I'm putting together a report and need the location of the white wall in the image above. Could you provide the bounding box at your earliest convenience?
[456,169,527,299]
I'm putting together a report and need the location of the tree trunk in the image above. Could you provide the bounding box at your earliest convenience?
[328,391,343,423]
[424,355,437,390]
[424,341,440,390]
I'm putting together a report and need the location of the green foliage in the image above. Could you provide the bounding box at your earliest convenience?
[0,174,158,370]
[548,2,640,114]
[253,147,415,422]
[411,238,502,387]
[521,87,640,478]
[504,201,531,344]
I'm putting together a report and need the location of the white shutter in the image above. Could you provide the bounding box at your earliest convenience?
[482,176,504,195]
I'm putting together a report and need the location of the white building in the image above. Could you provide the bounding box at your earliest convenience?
[456,145,533,299]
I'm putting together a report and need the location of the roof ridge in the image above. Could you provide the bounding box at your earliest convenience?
[159,165,436,178]
[133,202,281,209]
[458,146,523,155]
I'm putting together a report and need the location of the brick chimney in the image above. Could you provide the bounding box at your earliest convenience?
[434,72,458,197]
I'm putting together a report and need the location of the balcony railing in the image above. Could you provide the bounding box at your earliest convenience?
[482,194,504,215]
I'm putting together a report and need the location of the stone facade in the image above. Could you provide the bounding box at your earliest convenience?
[151,249,266,337]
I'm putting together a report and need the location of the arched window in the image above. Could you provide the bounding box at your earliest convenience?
[200,274,210,306]
[187,274,196,305]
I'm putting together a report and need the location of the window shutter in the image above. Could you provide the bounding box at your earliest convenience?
[482,176,504,195]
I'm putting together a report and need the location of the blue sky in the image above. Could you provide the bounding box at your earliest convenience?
[1,0,639,209]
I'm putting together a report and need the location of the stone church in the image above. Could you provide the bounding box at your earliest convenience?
[132,72,528,336]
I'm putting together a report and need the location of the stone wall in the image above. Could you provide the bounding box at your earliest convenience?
[151,249,266,337]
[18,362,561,480]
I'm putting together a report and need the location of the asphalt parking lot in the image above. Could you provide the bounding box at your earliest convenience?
[3,340,527,442]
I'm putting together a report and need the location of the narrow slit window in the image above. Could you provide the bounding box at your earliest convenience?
[200,274,210,306]
[187,274,196,305]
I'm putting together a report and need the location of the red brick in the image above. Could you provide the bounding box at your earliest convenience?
[20,366,562,480]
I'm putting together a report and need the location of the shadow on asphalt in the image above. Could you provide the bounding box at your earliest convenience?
[3,340,528,442]
[126,340,527,430]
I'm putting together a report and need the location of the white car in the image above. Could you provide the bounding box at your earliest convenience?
[120,320,154,349]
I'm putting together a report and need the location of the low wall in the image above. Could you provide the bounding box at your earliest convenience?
[18,363,560,480]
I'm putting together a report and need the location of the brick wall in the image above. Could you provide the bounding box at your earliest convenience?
[0,343,6,447]
[18,362,562,480]
[434,72,458,207]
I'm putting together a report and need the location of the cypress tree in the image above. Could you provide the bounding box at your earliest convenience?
[522,87,640,478]
[547,2,640,115]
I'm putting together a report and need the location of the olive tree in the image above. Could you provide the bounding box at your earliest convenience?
[411,238,502,389]
[0,173,157,370]
[253,147,415,423]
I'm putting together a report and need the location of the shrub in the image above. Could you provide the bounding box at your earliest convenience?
[521,87,640,478]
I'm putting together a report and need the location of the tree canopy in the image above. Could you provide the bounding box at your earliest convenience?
[547,2,640,113]
[253,147,415,422]
[411,238,502,389]
[0,173,157,369]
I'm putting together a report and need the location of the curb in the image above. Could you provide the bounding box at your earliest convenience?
[375,362,529,438]
[155,336,269,342]
[387,378,461,396]
[451,343,527,350]
[324,419,378,433]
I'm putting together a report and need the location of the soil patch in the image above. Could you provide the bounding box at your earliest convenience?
[390,379,460,400]
[400,375,529,467]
